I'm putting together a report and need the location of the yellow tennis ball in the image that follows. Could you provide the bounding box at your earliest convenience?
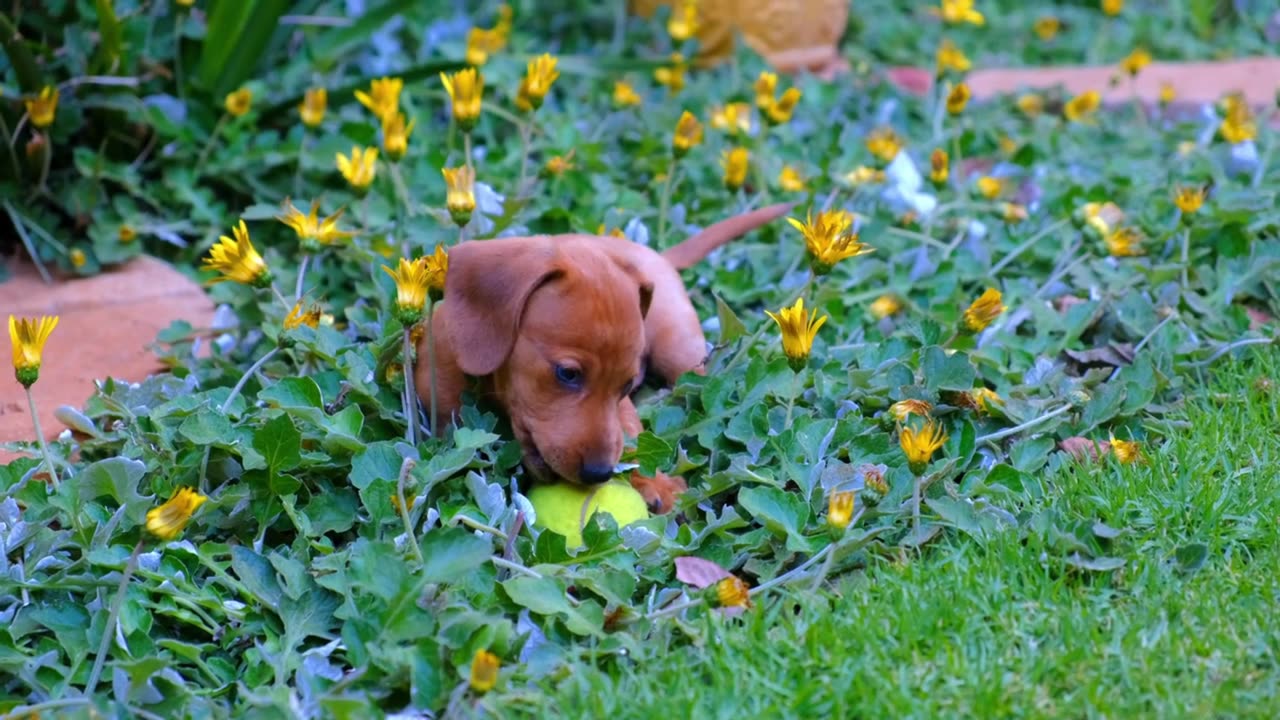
[528,480,649,549]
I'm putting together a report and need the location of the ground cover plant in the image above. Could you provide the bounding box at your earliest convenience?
[3,1,1279,717]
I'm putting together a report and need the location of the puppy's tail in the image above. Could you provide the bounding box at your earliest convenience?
[661,202,795,271]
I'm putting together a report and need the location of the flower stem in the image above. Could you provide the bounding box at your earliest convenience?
[25,385,59,489]
[36,135,53,192]
[911,472,922,542]
[219,347,280,414]
[86,539,143,694]
[194,114,229,178]
[452,514,508,539]
[464,131,474,174]
[270,284,292,309]
[656,159,680,248]
[294,254,310,301]
[402,328,418,445]
[426,296,439,437]
[490,555,541,578]
[989,218,1070,277]
[1180,225,1191,289]
[784,369,802,428]
[395,457,426,567]
[975,403,1072,445]
[517,119,532,191]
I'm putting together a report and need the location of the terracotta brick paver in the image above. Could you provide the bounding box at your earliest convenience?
[887,57,1280,114]
[1,257,214,464]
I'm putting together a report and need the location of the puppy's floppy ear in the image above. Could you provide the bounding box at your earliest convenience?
[611,257,654,320]
[443,238,564,376]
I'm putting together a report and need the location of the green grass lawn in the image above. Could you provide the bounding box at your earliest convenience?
[523,350,1280,720]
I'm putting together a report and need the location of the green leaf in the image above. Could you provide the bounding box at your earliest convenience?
[453,427,501,451]
[738,486,810,550]
[254,414,302,477]
[502,576,604,636]
[924,496,987,538]
[230,546,283,608]
[922,346,976,392]
[179,409,234,446]
[198,0,290,96]
[714,293,747,344]
[77,457,151,524]
[1175,542,1209,572]
[633,432,674,476]
[419,527,494,585]
[351,441,405,491]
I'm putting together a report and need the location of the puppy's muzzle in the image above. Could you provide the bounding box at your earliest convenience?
[578,462,615,485]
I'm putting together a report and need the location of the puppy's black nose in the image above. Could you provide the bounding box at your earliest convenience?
[579,463,615,485]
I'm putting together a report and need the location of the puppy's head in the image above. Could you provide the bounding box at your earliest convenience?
[444,236,653,486]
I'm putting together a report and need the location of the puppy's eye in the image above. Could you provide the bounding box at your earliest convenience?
[554,364,583,388]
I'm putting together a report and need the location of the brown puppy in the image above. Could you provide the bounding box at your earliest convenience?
[415,203,792,512]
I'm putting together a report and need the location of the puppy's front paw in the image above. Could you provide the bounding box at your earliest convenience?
[629,471,688,514]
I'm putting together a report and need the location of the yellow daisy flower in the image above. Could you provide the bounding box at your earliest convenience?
[765,297,828,371]
[1064,90,1101,123]
[788,210,873,275]
[976,176,1002,199]
[672,110,703,158]
[764,87,801,125]
[721,147,749,192]
[869,294,903,320]
[1109,434,1142,464]
[753,71,778,111]
[516,54,559,112]
[929,148,949,186]
[1104,226,1145,257]
[890,399,933,422]
[778,166,806,192]
[224,88,252,117]
[284,302,322,330]
[25,86,59,128]
[935,39,971,74]
[146,487,209,541]
[442,165,477,227]
[1174,185,1207,215]
[933,0,985,26]
[277,199,354,252]
[382,257,431,325]
[470,649,500,693]
[381,111,415,162]
[827,491,855,529]
[422,244,449,301]
[336,146,378,195]
[1119,48,1152,77]
[441,68,484,131]
[865,126,904,164]
[202,220,271,287]
[299,87,327,128]
[667,0,698,41]
[613,80,642,108]
[9,315,59,387]
[900,418,948,474]
[1034,16,1060,41]
[654,52,687,93]
[355,76,403,121]
[710,102,753,137]
[946,82,971,115]
[715,576,751,608]
[962,288,1006,333]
